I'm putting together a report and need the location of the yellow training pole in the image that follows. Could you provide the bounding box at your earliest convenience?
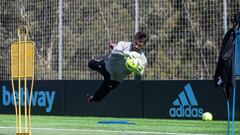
[11,80,18,133]
[11,25,35,135]
[18,28,22,133]
[23,27,27,133]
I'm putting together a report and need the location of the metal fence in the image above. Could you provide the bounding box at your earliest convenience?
[0,0,239,80]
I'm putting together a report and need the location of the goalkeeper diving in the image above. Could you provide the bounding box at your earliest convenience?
[88,31,149,103]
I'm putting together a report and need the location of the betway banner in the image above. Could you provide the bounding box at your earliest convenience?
[0,80,239,120]
[0,81,64,115]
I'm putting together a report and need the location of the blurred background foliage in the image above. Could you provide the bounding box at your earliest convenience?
[0,0,239,80]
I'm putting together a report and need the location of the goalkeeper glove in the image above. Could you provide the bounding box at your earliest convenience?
[134,61,144,74]
[123,51,140,59]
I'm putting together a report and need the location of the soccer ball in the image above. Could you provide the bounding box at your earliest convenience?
[125,51,144,73]
[202,112,213,121]
[125,57,139,72]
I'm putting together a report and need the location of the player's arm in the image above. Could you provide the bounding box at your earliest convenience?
[109,43,117,49]
[134,58,147,81]
[111,42,131,57]
[138,63,146,76]
[135,57,147,76]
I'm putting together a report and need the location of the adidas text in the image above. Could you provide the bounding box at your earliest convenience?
[169,106,203,118]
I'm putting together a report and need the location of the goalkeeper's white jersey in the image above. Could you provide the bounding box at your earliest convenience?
[105,41,147,82]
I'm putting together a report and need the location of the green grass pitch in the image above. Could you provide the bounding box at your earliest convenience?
[0,114,239,135]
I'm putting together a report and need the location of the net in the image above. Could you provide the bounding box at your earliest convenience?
[0,0,240,80]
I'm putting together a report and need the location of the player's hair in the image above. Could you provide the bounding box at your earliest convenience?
[134,31,149,43]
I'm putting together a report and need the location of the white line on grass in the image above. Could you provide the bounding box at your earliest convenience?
[0,126,214,135]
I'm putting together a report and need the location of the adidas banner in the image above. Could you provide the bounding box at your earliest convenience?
[143,80,239,120]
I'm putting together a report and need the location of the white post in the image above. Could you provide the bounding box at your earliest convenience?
[134,0,141,80]
[58,0,63,79]
[223,0,227,33]
[135,0,139,33]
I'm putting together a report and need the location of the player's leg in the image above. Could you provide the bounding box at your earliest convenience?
[88,55,108,75]
[88,55,120,103]
[88,68,120,103]
[90,79,120,102]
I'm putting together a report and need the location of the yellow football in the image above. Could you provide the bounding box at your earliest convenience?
[202,112,213,121]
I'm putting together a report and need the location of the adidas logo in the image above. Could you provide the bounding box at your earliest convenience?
[169,83,203,118]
